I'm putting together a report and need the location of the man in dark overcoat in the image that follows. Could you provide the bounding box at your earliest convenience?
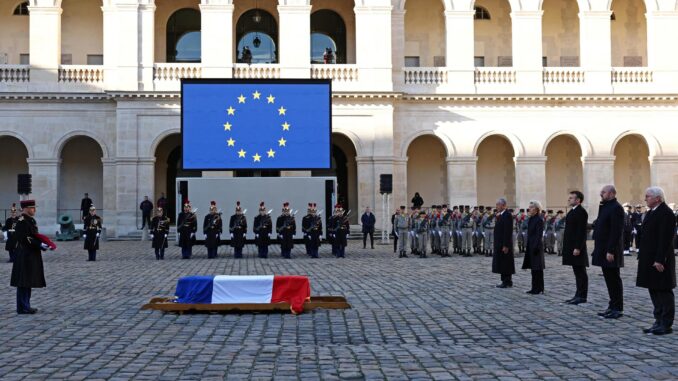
[493,197,515,288]
[562,190,589,305]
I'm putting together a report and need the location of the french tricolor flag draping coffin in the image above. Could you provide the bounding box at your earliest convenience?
[174,275,311,313]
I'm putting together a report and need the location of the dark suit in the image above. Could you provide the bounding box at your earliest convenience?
[562,205,589,299]
[592,198,625,312]
[492,210,515,285]
[522,215,545,292]
[10,214,46,313]
[637,202,676,329]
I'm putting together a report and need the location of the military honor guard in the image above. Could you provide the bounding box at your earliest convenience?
[493,198,515,288]
[414,211,429,258]
[592,185,625,319]
[460,206,473,257]
[3,203,19,262]
[253,202,272,258]
[452,206,462,254]
[302,203,322,258]
[276,202,296,259]
[394,206,409,258]
[439,205,452,257]
[391,208,400,254]
[544,210,557,254]
[637,187,676,335]
[523,201,546,295]
[150,208,170,260]
[554,210,566,256]
[177,200,197,259]
[562,191,589,305]
[429,206,441,255]
[203,201,222,259]
[11,199,54,314]
[631,204,643,252]
[329,204,350,258]
[229,201,247,259]
[482,208,495,257]
[516,209,527,253]
[472,208,484,254]
[83,206,102,261]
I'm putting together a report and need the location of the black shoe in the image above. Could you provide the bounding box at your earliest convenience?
[564,297,576,304]
[570,297,587,305]
[643,322,660,334]
[597,308,612,317]
[651,326,673,335]
[496,283,510,288]
[604,310,623,319]
[526,290,544,295]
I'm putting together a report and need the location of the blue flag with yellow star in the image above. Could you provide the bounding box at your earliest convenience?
[182,79,331,170]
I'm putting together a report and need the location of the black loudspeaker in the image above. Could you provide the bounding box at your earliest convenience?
[17,174,32,195]
[179,181,188,201]
[379,174,392,194]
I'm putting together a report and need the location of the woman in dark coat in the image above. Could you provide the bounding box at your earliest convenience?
[523,201,545,294]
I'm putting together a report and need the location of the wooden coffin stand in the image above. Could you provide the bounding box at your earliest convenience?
[141,296,351,314]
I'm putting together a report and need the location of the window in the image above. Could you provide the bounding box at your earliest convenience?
[611,12,616,21]
[13,2,29,16]
[166,8,201,63]
[474,6,491,20]
[542,56,548,67]
[236,9,278,64]
[311,10,347,64]
[474,56,485,67]
[87,55,104,65]
[623,56,642,67]
[404,56,420,67]
[61,54,72,65]
[20,54,29,65]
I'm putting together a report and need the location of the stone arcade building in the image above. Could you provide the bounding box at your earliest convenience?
[1,0,678,236]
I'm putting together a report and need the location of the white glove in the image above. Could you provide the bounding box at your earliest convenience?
[230,234,234,239]
[190,233,195,238]
[83,234,87,239]
[96,233,100,238]
[164,234,168,238]
[3,232,7,240]
[40,243,49,251]
[150,234,154,239]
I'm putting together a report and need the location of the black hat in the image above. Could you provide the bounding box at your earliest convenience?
[519,209,525,212]
[442,204,448,208]
[557,210,564,214]
[399,205,406,210]
[547,210,553,213]
[20,200,35,208]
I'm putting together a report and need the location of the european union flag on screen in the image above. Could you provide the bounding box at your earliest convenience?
[182,79,331,170]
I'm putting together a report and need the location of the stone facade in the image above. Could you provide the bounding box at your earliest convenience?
[1,0,678,236]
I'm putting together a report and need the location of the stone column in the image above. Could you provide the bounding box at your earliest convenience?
[444,10,475,93]
[511,10,544,93]
[647,10,678,91]
[139,1,156,90]
[111,1,140,91]
[650,156,678,204]
[355,4,393,91]
[114,158,140,237]
[579,10,612,93]
[277,2,311,78]
[391,10,405,90]
[200,0,234,78]
[372,156,396,233]
[392,158,407,209]
[101,159,117,236]
[446,156,477,206]
[28,0,62,87]
[27,158,60,233]
[582,156,615,221]
[102,2,118,89]
[514,156,547,209]
[356,156,376,217]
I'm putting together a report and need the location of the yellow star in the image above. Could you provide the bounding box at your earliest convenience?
[253,153,261,162]
[237,94,246,103]
[252,91,261,100]
[278,106,286,115]
[227,138,235,147]
[267,94,275,104]
[223,122,232,131]
[282,122,290,131]
[267,149,275,158]
[227,106,235,115]
[238,149,246,158]
[278,137,287,147]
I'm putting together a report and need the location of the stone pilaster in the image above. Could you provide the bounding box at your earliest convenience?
[511,10,544,93]
[200,0,234,78]
[582,156,615,221]
[650,155,678,204]
[446,156,477,206]
[277,3,311,78]
[27,158,60,232]
[514,156,547,209]
[28,0,62,88]
[444,10,475,93]
[579,10,612,93]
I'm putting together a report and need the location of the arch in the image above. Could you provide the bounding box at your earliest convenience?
[58,136,104,220]
[166,8,201,62]
[331,127,364,157]
[311,9,347,64]
[313,132,358,223]
[149,128,181,158]
[474,0,512,67]
[13,1,28,15]
[0,131,33,158]
[474,6,491,19]
[400,130,455,158]
[542,0,580,67]
[472,131,524,157]
[613,133,651,205]
[0,136,30,213]
[611,0,647,67]
[544,135,584,210]
[404,0,445,67]
[541,131,593,157]
[61,0,104,65]
[393,0,474,12]
[476,134,517,207]
[610,130,661,157]
[406,134,448,206]
[236,8,278,64]
[53,130,110,159]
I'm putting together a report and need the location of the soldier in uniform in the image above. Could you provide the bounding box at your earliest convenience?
[150,207,170,260]
[472,207,484,254]
[414,210,429,257]
[177,200,197,259]
[276,202,296,259]
[391,208,399,253]
[330,204,350,258]
[453,206,462,254]
[394,206,409,258]
[482,208,496,257]
[439,204,452,257]
[460,206,473,257]
[203,201,222,259]
[631,204,643,252]
[302,203,323,258]
[514,209,525,253]
[253,202,272,258]
[622,203,633,255]
[3,204,19,262]
[83,206,102,261]
[409,207,419,256]
[544,210,556,254]
[229,201,247,259]
[11,200,53,314]
[554,210,566,256]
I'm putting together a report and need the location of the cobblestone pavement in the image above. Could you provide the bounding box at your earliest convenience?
[0,240,676,380]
